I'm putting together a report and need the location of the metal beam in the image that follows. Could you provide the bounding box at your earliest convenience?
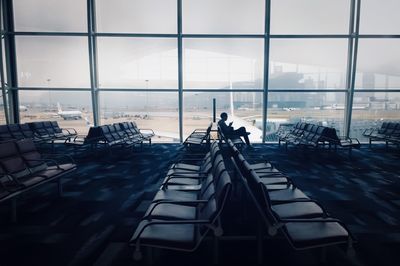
[262,0,271,143]
[3,0,18,123]
[346,0,361,137]
[87,0,100,126]
[0,0,9,124]
[177,0,183,142]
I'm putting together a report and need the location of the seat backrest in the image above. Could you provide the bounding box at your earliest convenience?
[20,124,34,138]
[43,121,56,135]
[51,121,63,134]
[0,125,12,141]
[323,127,339,142]
[7,124,24,140]
[86,126,102,142]
[198,171,231,235]
[15,139,47,173]
[100,125,115,142]
[31,122,48,136]
[0,141,31,179]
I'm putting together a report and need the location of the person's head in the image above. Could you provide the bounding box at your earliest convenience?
[220,112,228,121]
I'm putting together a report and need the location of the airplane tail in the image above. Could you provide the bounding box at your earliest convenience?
[57,102,62,113]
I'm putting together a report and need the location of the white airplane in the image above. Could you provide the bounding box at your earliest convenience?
[19,105,28,112]
[57,102,82,120]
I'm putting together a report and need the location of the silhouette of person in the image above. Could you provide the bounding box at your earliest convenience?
[218,112,251,145]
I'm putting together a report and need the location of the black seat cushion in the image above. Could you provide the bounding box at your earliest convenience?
[170,163,201,172]
[271,202,324,219]
[153,190,198,202]
[285,221,349,249]
[165,177,201,186]
[144,203,196,220]
[269,188,309,202]
[130,220,196,250]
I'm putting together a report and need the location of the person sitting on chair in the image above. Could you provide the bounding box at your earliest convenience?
[218,112,251,146]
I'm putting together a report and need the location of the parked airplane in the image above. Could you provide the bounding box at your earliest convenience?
[57,102,82,120]
[19,105,28,112]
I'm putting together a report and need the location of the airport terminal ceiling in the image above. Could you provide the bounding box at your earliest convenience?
[0,0,399,142]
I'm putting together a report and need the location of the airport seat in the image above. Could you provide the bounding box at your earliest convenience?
[0,139,77,221]
[230,154,355,259]
[183,123,212,148]
[50,121,77,139]
[130,156,231,262]
[363,122,400,148]
[0,125,13,141]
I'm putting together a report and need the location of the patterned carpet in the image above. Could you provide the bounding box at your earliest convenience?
[0,143,399,266]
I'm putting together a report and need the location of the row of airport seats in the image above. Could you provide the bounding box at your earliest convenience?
[279,122,360,154]
[67,121,154,152]
[0,138,77,221]
[227,139,356,262]
[363,121,400,148]
[129,142,232,262]
[0,121,76,144]
[183,123,212,148]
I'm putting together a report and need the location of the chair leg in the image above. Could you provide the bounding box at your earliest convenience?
[320,247,327,264]
[213,236,219,265]
[58,178,63,196]
[256,221,263,265]
[145,246,154,265]
[11,197,17,223]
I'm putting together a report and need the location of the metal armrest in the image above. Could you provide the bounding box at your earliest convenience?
[62,128,78,135]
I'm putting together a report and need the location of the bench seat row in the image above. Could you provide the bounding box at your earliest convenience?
[0,139,77,221]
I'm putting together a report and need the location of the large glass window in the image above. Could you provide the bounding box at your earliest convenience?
[351,92,400,142]
[99,92,179,142]
[96,0,177,33]
[183,92,263,142]
[183,39,264,90]
[183,0,265,34]
[13,0,87,32]
[97,38,178,89]
[270,0,350,34]
[16,36,91,88]
[19,90,93,134]
[269,39,348,90]
[359,0,400,34]
[266,92,346,141]
[355,39,400,90]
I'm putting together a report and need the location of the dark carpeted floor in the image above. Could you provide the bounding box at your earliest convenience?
[0,143,399,266]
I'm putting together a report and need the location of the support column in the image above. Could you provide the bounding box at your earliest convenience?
[177,0,183,142]
[3,0,19,124]
[262,0,271,143]
[87,0,100,126]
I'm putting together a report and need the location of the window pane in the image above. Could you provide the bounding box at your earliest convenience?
[16,37,91,88]
[14,0,87,32]
[184,92,263,142]
[266,92,345,141]
[97,38,178,89]
[351,92,400,142]
[360,0,400,34]
[19,90,93,135]
[270,0,350,34]
[269,39,348,90]
[0,90,5,124]
[183,0,265,34]
[355,39,400,90]
[99,92,179,142]
[183,39,264,89]
[96,0,177,33]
